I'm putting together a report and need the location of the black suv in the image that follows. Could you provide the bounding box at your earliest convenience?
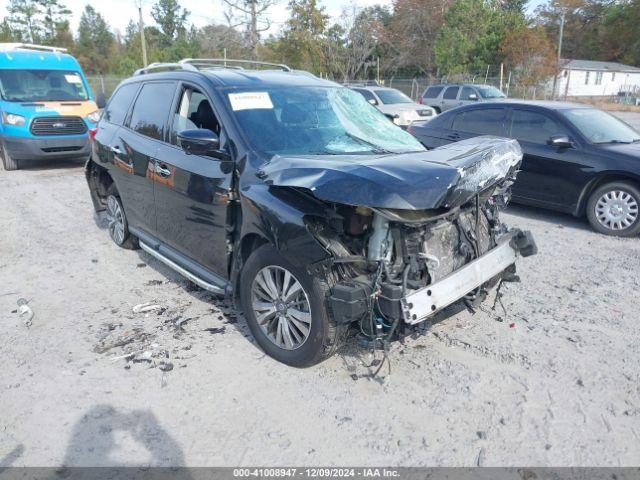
[86,59,536,367]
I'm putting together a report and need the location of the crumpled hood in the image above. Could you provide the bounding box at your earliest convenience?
[258,136,523,210]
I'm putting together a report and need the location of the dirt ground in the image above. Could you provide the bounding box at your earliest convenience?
[1,115,639,467]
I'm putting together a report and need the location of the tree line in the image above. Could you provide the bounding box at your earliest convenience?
[1,0,639,85]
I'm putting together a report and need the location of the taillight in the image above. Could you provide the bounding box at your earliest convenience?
[417,97,423,104]
[89,127,98,141]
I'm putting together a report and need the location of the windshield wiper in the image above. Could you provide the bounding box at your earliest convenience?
[344,132,393,154]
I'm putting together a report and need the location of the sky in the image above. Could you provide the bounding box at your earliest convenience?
[0,0,392,36]
[0,0,546,37]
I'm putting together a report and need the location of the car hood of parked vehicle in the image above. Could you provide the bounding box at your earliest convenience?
[258,136,523,210]
[377,103,431,112]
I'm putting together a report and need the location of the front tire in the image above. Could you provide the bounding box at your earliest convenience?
[586,181,640,237]
[240,244,343,367]
[105,186,138,249]
[0,144,19,171]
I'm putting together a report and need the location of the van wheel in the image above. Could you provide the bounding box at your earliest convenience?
[240,244,343,367]
[433,107,441,114]
[1,145,19,171]
[586,181,640,237]
[105,186,138,249]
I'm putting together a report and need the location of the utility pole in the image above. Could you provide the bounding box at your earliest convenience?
[138,0,148,67]
[552,8,566,99]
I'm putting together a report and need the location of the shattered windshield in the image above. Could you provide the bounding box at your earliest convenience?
[226,86,425,156]
[561,108,640,144]
[0,69,89,102]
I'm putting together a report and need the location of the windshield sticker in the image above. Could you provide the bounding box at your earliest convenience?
[65,74,82,84]
[229,92,273,111]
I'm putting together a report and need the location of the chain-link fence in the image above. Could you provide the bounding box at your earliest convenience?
[86,76,126,98]
[368,75,554,101]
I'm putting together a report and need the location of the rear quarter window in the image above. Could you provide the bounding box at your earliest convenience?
[104,83,139,126]
[423,86,444,99]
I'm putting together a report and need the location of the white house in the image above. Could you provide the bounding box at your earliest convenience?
[553,59,640,97]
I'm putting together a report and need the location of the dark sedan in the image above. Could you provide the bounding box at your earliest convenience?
[408,101,640,236]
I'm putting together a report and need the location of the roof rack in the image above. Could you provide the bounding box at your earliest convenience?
[134,62,199,76]
[133,58,293,76]
[180,58,291,72]
[0,43,68,53]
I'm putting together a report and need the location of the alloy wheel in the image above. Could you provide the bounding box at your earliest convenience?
[251,265,312,350]
[106,195,126,245]
[594,189,638,231]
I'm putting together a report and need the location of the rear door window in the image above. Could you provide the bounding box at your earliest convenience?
[423,86,444,98]
[451,108,506,135]
[459,87,477,100]
[128,82,177,141]
[510,109,567,144]
[443,87,459,100]
[103,83,139,126]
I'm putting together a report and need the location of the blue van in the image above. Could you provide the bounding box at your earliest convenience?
[0,43,104,170]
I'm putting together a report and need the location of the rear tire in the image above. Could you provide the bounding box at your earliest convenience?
[1,144,19,171]
[586,181,640,237]
[105,186,139,249]
[239,244,343,367]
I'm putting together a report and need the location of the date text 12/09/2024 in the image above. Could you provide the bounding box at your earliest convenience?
[233,468,400,478]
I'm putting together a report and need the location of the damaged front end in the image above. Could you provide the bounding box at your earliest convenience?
[266,137,537,340]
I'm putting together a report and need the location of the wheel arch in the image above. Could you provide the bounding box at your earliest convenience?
[575,172,640,217]
[230,184,334,300]
[85,159,116,212]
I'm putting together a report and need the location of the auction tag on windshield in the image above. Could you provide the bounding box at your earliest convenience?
[65,74,82,84]
[228,92,273,111]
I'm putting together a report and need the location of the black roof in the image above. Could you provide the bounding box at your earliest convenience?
[474,99,592,110]
[123,68,337,89]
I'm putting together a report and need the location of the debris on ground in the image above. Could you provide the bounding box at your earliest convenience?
[132,302,162,314]
[204,327,226,334]
[16,298,34,327]
[159,362,174,372]
[93,328,152,354]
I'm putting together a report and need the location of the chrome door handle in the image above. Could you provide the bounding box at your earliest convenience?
[155,164,171,177]
[110,145,121,154]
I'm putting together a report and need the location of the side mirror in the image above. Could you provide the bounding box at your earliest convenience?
[468,93,478,101]
[178,128,220,156]
[96,92,106,109]
[548,134,572,148]
[368,98,378,106]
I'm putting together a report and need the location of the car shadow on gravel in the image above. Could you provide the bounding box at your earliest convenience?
[503,204,592,232]
[90,210,261,355]
[337,301,472,381]
[15,158,86,171]
[134,248,260,348]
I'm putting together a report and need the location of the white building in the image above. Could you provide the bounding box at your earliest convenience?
[553,59,640,97]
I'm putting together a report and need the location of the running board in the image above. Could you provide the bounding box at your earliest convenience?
[139,241,228,296]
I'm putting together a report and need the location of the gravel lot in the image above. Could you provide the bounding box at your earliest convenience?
[1,113,639,467]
